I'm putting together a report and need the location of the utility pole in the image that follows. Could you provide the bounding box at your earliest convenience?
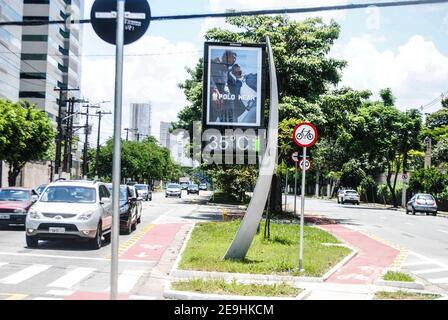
[95,110,112,179]
[124,128,131,141]
[82,104,100,179]
[424,136,432,168]
[53,87,79,178]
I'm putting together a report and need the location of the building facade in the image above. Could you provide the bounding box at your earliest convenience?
[20,0,83,122]
[0,0,23,101]
[129,102,152,141]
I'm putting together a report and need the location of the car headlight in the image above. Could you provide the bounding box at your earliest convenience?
[14,208,27,214]
[78,210,94,221]
[28,208,41,219]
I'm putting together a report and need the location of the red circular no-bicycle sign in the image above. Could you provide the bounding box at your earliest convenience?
[293,122,318,147]
[299,159,312,171]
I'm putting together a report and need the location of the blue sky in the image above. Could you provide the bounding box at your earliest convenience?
[80,0,448,145]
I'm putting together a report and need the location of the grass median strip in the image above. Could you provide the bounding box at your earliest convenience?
[382,271,415,282]
[374,290,440,300]
[171,279,301,297]
[179,220,351,277]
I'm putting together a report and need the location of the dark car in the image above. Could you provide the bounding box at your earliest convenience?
[134,184,152,201]
[107,184,139,234]
[187,184,199,195]
[0,188,39,226]
[128,186,142,224]
[36,184,48,195]
[406,193,438,216]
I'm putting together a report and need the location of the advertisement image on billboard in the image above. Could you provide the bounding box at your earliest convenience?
[204,43,265,128]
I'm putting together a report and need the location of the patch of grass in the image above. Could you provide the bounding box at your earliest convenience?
[374,290,440,300]
[383,271,415,282]
[179,220,351,277]
[208,191,250,205]
[171,279,301,297]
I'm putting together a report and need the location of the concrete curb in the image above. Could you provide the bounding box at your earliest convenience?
[169,222,196,277]
[322,246,358,281]
[374,279,425,290]
[162,282,310,300]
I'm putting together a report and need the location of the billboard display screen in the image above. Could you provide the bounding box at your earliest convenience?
[203,42,265,128]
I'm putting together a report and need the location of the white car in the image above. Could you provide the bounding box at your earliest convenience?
[25,180,113,249]
[337,189,360,205]
[165,183,182,198]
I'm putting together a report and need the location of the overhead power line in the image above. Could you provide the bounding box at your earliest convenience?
[0,0,447,26]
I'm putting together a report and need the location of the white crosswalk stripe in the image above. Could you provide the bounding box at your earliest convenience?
[0,262,8,268]
[105,269,145,293]
[0,264,51,285]
[413,268,448,275]
[426,277,448,284]
[47,267,96,289]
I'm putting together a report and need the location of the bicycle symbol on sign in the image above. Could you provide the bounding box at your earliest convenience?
[296,128,314,140]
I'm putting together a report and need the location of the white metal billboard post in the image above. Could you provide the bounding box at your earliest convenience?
[110,0,125,301]
[299,146,307,271]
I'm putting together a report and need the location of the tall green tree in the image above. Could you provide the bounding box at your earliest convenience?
[0,99,55,186]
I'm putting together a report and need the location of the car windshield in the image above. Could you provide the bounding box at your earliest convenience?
[417,195,434,200]
[134,185,146,190]
[168,184,180,189]
[37,185,47,193]
[0,189,30,201]
[40,186,96,203]
[107,186,128,201]
[346,191,358,194]
[189,184,198,188]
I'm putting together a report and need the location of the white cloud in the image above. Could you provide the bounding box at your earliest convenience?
[331,35,448,111]
[81,35,200,145]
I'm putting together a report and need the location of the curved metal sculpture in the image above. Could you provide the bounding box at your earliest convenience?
[224,37,279,260]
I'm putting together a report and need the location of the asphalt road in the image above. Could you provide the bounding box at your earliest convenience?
[286,195,448,292]
[0,190,217,300]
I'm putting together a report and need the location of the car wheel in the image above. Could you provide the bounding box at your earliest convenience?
[89,223,102,250]
[433,212,437,216]
[26,235,38,248]
[356,201,360,205]
[103,231,111,243]
[337,198,340,204]
[405,208,409,214]
[125,216,132,235]
[341,200,345,205]
[411,207,416,215]
[132,219,137,231]
[137,216,141,224]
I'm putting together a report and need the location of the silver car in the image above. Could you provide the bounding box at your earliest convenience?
[165,183,182,198]
[406,193,438,216]
[25,180,112,249]
[338,189,360,205]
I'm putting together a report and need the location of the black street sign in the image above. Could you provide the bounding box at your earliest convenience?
[90,0,151,45]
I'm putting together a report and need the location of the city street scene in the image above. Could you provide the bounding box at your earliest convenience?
[1,0,448,309]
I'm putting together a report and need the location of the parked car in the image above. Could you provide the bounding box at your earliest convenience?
[406,193,438,216]
[199,183,207,191]
[187,184,199,195]
[166,183,182,198]
[338,189,360,205]
[127,185,142,223]
[36,184,48,195]
[106,184,138,234]
[25,180,112,249]
[0,188,39,226]
[180,182,189,190]
[134,184,152,201]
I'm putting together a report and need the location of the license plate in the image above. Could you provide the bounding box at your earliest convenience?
[0,215,10,219]
[49,227,65,233]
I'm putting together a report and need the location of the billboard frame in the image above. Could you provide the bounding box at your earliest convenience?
[202,41,267,131]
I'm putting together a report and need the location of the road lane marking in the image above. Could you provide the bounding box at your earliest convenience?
[437,229,448,234]
[0,262,8,268]
[402,261,433,267]
[47,267,96,289]
[46,289,75,296]
[0,252,153,264]
[33,297,63,300]
[0,264,51,285]
[413,268,448,275]
[105,269,145,293]
[409,251,448,269]
[2,293,27,300]
[426,277,448,284]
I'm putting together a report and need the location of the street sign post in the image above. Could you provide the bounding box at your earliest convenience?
[292,122,318,272]
[292,151,299,217]
[90,0,151,300]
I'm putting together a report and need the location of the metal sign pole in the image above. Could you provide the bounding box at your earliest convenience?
[294,161,298,217]
[299,146,307,271]
[110,0,125,301]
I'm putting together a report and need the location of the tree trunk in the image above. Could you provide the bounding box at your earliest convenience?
[8,163,22,187]
[315,169,319,197]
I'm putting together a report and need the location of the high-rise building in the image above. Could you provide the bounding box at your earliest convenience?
[159,121,172,149]
[129,102,152,141]
[0,0,23,101]
[19,0,83,121]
